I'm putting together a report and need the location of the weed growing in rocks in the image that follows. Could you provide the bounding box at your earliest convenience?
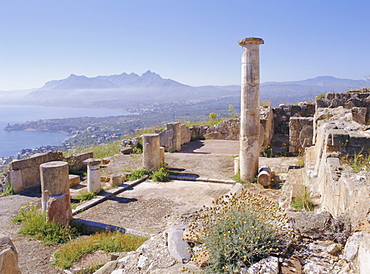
[13,202,79,245]
[151,166,170,182]
[129,165,170,182]
[53,230,148,269]
[185,190,292,273]
[3,181,14,196]
[129,169,150,181]
[76,191,97,202]
[341,151,370,173]
[291,188,316,211]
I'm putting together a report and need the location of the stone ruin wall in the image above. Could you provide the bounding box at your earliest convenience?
[274,103,315,135]
[189,106,275,149]
[158,123,192,152]
[316,91,370,124]
[7,151,93,193]
[293,91,370,226]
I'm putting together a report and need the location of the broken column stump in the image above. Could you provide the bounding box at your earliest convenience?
[40,161,72,226]
[142,134,161,171]
[83,158,102,193]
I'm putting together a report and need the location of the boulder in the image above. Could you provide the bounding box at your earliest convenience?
[288,211,333,239]
[0,235,21,274]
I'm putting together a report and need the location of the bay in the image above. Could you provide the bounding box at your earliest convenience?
[0,105,129,158]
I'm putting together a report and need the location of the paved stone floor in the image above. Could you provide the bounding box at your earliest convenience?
[75,180,232,235]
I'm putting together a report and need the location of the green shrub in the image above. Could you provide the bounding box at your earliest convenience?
[340,151,369,173]
[291,189,316,211]
[187,190,291,273]
[204,211,279,273]
[53,231,148,269]
[3,181,14,196]
[13,202,78,245]
[129,169,150,181]
[76,191,97,202]
[151,167,169,182]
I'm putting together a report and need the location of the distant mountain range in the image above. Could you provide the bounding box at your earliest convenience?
[4,71,369,109]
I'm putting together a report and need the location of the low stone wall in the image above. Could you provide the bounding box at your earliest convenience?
[8,151,64,193]
[190,107,274,149]
[66,152,94,174]
[7,151,92,193]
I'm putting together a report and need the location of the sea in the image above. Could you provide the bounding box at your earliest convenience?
[0,105,129,158]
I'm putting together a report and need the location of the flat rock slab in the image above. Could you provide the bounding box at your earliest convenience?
[75,180,232,234]
[164,224,191,263]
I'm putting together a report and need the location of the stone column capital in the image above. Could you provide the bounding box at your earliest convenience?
[238,37,264,46]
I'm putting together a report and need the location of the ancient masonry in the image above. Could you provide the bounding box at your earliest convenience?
[40,161,72,226]
[83,158,102,193]
[142,134,161,171]
[238,37,264,182]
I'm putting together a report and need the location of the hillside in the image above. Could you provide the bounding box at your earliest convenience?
[3,72,368,110]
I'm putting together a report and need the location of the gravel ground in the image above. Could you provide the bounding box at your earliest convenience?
[0,190,64,274]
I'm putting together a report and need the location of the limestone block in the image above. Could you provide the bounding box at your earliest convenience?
[69,174,80,187]
[166,122,182,151]
[288,211,333,239]
[110,174,122,186]
[327,129,349,147]
[299,125,313,147]
[46,192,72,226]
[348,132,370,148]
[180,124,191,144]
[164,224,191,263]
[8,170,23,193]
[66,152,93,173]
[0,235,21,274]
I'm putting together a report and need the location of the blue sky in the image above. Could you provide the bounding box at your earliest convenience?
[0,0,369,90]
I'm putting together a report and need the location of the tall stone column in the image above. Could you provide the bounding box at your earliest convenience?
[142,134,161,171]
[40,161,71,226]
[83,158,102,193]
[238,37,264,182]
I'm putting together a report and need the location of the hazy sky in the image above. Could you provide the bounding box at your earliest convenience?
[0,0,369,90]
